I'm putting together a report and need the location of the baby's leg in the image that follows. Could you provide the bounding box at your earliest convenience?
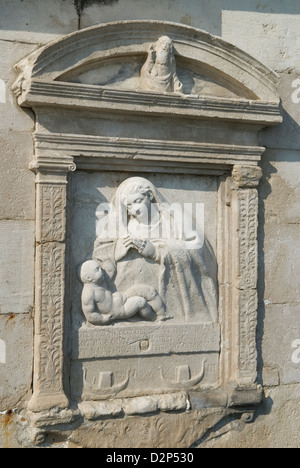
[124,296,156,321]
[126,285,166,320]
[138,303,156,321]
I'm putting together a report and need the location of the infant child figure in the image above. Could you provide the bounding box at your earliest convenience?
[80,260,166,325]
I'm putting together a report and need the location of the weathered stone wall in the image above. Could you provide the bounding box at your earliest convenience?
[0,0,299,448]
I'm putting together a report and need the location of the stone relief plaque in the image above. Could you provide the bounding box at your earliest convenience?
[13,20,281,443]
[71,173,220,400]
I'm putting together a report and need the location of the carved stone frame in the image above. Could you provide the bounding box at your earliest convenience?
[13,21,281,431]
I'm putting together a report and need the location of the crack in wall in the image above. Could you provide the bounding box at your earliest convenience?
[74,0,120,30]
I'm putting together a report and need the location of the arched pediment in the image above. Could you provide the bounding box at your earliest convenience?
[14,20,281,120]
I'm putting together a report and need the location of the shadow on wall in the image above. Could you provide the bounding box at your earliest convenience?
[192,395,274,447]
[256,157,277,385]
[257,101,300,385]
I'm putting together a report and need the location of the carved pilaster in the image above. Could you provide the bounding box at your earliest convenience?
[231,165,262,386]
[28,157,76,412]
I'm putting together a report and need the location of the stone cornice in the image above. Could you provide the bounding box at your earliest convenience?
[34,132,265,169]
[21,80,282,126]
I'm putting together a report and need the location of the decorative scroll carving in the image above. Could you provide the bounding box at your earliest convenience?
[232,171,260,384]
[236,189,259,290]
[39,242,65,392]
[239,289,258,375]
[29,176,72,411]
[40,185,65,242]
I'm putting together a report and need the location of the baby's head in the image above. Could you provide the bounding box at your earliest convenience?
[80,260,104,284]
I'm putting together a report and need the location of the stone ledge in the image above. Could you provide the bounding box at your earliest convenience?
[78,392,188,421]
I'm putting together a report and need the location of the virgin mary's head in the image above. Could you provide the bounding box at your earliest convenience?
[116,177,158,225]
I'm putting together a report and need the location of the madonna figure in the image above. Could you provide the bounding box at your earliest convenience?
[93,177,218,323]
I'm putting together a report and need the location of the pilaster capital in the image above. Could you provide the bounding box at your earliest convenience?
[232,165,263,189]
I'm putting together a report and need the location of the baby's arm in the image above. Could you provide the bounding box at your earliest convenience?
[110,291,128,317]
